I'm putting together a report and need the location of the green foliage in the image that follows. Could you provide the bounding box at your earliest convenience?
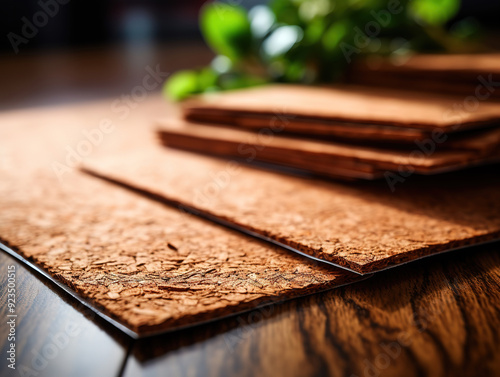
[165,0,480,101]
[200,3,252,60]
[409,0,460,26]
[163,70,200,101]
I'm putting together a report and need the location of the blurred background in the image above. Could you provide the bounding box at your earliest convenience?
[0,0,499,110]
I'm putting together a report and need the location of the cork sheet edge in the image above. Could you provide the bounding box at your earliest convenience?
[81,168,500,276]
[1,240,373,338]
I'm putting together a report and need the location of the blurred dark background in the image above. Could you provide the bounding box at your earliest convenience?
[1,0,499,53]
[0,0,499,110]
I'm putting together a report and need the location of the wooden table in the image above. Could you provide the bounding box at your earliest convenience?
[1,241,499,377]
[1,47,499,377]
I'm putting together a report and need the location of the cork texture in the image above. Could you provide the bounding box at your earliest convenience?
[157,119,500,179]
[360,53,500,73]
[184,109,431,143]
[349,54,500,99]
[182,84,500,134]
[83,121,500,274]
[0,98,362,335]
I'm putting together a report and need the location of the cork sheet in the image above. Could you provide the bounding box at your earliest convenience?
[0,99,363,336]
[158,120,382,180]
[351,53,500,80]
[83,123,500,274]
[184,110,433,143]
[349,54,500,98]
[157,119,500,179]
[182,84,500,142]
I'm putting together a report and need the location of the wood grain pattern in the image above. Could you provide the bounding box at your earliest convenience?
[0,251,130,377]
[2,45,499,377]
[122,242,500,377]
[2,237,498,377]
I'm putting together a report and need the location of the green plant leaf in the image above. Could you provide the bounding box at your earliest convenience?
[322,21,348,52]
[198,67,219,90]
[304,18,325,44]
[162,0,479,100]
[409,0,460,26]
[163,70,200,101]
[200,2,252,61]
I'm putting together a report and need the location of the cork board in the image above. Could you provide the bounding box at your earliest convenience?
[184,110,430,143]
[182,84,500,143]
[83,121,500,274]
[0,99,363,336]
[356,53,500,74]
[349,54,500,99]
[157,119,500,179]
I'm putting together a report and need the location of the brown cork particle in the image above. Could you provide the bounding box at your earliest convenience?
[182,84,500,140]
[348,54,500,99]
[0,98,362,335]
[156,118,500,179]
[0,164,362,336]
[83,121,500,274]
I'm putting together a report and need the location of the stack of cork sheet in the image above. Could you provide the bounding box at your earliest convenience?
[348,53,500,99]
[83,82,500,274]
[156,84,500,181]
[3,57,500,336]
[0,99,364,336]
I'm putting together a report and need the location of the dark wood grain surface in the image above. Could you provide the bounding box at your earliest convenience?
[1,47,499,377]
[2,241,498,377]
[0,252,131,377]
[121,242,500,377]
